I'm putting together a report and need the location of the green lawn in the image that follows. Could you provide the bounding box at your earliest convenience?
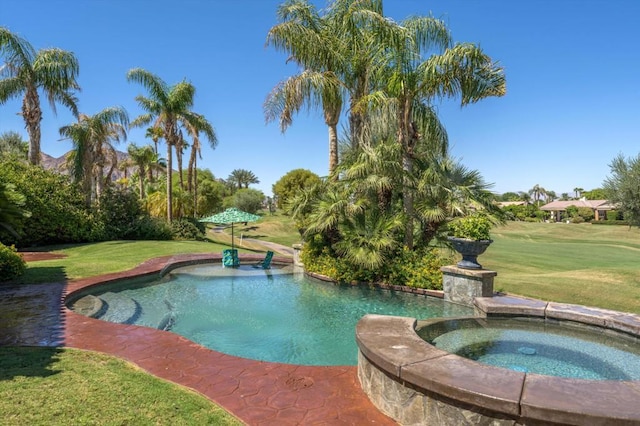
[483,221,640,314]
[0,347,241,426]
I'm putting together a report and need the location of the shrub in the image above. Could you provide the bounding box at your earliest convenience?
[449,214,492,241]
[0,161,94,247]
[300,244,451,290]
[171,218,205,240]
[606,210,623,221]
[0,243,26,281]
[132,216,173,240]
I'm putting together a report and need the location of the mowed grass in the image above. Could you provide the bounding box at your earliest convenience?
[0,347,241,426]
[13,240,233,284]
[482,221,640,314]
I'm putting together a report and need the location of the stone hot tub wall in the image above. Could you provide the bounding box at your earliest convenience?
[356,298,640,426]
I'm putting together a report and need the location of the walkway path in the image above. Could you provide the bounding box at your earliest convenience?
[0,253,394,425]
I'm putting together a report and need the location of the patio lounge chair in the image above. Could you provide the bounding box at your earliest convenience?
[252,251,274,269]
[222,249,239,267]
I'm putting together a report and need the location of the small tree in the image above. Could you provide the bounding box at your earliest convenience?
[272,169,322,210]
[603,153,640,226]
[224,188,264,214]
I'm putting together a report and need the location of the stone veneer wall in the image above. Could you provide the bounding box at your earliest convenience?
[441,265,497,307]
[357,350,520,426]
[356,302,640,426]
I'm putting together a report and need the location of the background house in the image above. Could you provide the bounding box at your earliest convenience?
[540,199,616,221]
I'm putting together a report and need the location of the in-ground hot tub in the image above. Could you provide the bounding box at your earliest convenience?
[356,296,640,425]
[418,316,640,381]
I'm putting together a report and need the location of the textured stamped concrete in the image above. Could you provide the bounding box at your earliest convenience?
[1,253,395,426]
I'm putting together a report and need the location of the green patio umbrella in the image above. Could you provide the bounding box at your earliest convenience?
[199,207,261,252]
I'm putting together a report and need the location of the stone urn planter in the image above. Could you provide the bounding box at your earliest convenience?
[447,236,493,270]
[448,214,494,270]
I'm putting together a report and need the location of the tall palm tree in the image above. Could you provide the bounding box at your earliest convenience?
[266,1,343,174]
[127,68,215,222]
[184,115,218,216]
[59,106,129,206]
[127,143,156,200]
[0,27,80,165]
[266,0,396,171]
[367,16,505,248]
[265,70,343,174]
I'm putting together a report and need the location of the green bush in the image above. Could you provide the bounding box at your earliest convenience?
[606,210,623,221]
[0,161,93,247]
[0,243,26,281]
[171,218,205,240]
[449,214,492,240]
[300,244,451,290]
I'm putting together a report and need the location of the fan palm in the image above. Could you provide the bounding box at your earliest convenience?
[0,27,80,165]
[127,68,215,221]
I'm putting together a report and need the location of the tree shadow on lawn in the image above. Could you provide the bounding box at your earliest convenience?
[0,347,64,380]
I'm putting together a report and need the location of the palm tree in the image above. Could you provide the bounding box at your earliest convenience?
[366,16,505,248]
[266,0,343,174]
[528,184,547,207]
[127,143,156,200]
[127,68,215,222]
[59,106,129,206]
[184,116,218,216]
[573,187,584,199]
[265,70,343,174]
[145,125,164,155]
[0,27,80,165]
[228,169,260,191]
[266,0,397,171]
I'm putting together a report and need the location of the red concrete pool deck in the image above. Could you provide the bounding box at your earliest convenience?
[2,253,395,426]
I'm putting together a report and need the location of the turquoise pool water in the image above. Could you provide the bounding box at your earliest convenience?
[418,318,640,380]
[88,264,473,366]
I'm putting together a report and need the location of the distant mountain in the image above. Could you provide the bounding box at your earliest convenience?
[40,149,136,182]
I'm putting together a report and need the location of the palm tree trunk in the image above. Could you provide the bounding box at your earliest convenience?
[165,126,174,222]
[328,124,339,176]
[95,164,104,204]
[193,158,198,217]
[23,87,42,166]
[398,100,415,249]
[139,166,145,200]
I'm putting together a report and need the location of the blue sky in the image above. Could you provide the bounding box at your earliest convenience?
[2,1,640,198]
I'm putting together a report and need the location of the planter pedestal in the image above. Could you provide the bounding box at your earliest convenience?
[441,265,497,307]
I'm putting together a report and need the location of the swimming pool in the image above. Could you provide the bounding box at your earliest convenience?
[77,264,473,366]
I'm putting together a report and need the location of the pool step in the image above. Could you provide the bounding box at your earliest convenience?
[96,292,141,324]
[69,295,106,318]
